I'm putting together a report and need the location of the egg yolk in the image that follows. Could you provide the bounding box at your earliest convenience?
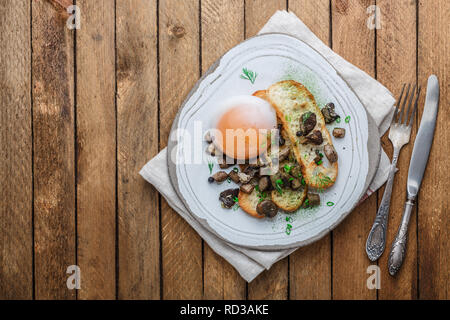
[214,104,276,160]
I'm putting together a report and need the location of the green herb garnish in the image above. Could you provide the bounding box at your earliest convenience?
[285,224,293,235]
[233,167,239,173]
[289,177,294,181]
[285,114,291,122]
[232,196,240,210]
[275,179,284,195]
[345,116,351,123]
[302,111,313,124]
[284,164,292,173]
[240,68,257,84]
[317,159,323,165]
[208,161,214,174]
[327,201,334,206]
[227,177,232,183]
[301,178,306,186]
[304,199,310,207]
[336,117,341,123]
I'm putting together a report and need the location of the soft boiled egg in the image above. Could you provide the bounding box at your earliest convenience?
[211,95,277,160]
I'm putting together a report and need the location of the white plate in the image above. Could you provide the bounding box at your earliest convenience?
[168,33,370,250]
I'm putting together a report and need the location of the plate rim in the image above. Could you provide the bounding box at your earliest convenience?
[167,32,379,250]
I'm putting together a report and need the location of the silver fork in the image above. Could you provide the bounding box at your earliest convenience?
[366,84,421,261]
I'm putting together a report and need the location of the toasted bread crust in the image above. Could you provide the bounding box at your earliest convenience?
[238,189,265,219]
[266,80,338,189]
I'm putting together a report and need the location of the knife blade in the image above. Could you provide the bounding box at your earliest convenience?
[406,75,439,199]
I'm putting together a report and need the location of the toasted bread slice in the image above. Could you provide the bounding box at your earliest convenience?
[271,186,307,212]
[265,80,337,189]
[238,189,265,219]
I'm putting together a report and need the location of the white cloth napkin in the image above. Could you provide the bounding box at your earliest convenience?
[140,11,396,282]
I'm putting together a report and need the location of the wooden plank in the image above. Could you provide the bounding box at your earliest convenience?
[32,0,76,300]
[159,0,203,299]
[331,0,377,300]
[76,0,116,299]
[376,0,417,300]
[201,0,246,300]
[417,0,449,300]
[245,0,286,37]
[288,0,332,300]
[245,0,288,300]
[0,0,33,300]
[116,0,160,299]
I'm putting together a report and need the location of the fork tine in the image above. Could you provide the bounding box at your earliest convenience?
[398,83,411,124]
[393,84,406,123]
[408,86,421,127]
[403,84,417,125]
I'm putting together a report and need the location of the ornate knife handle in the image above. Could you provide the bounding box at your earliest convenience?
[366,158,398,261]
[388,198,414,276]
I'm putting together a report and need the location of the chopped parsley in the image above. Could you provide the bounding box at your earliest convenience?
[345,116,351,123]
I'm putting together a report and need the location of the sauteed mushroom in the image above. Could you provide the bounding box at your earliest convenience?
[258,176,270,192]
[332,127,346,138]
[300,130,323,145]
[219,188,239,209]
[321,102,339,124]
[324,144,338,163]
[300,112,317,135]
[211,171,228,183]
[256,200,278,218]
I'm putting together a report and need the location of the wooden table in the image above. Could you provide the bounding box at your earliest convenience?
[0,0,448,300]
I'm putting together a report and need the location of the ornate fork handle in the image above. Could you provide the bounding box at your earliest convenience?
[366,149,400,261]
[388,198,414,276]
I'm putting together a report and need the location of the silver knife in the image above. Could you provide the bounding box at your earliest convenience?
[387,75,440,276]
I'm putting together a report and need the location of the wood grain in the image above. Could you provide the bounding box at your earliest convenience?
[245,0,289,300]
[76,0,116,299]
[417,0,449,300]
[201,0,246,300]
[331,0,377,300]
[0,0,33,300]
[32,0,76,300]
[376,0,417,300]
[116,0,160,299]
[159,0,203,299]
[288,0,332,300]
[245,0,286,37]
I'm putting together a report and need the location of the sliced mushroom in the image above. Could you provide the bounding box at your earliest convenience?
[204,131,213,143]
[238,172,252,184]
[270,172,290,189]
[219,188,240,208]
[321,102,339,124]
[211,171,228,183]
[256,200,278,218]
[332,127,346,138]
[278,146,291,162]
[300,130,323,145]
[219,163,232,169]
[206,143,216,156]
[258,176,270,192]
[290,165,302,179]
[300,112,317,135]
[291,178,302,190]
[302,193,320,208]
[240,183,255,194]
[228,170,240,184]
[313,149,323,165]
[324,144,338,163]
